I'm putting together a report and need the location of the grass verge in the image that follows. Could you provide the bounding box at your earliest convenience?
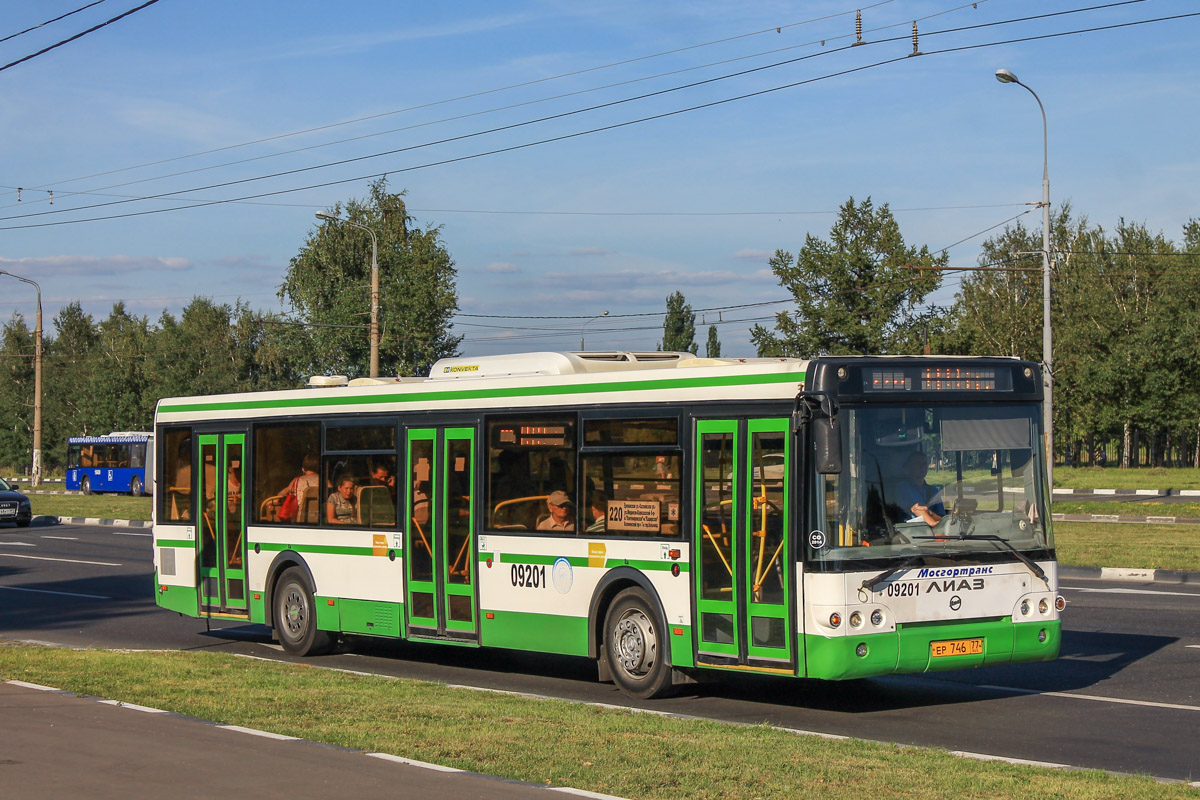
[0,643,1191,800]
[1053,467,1200,491]
[28,494,152,521]
[1054,501,1200,517]
[1054,522,1200,572]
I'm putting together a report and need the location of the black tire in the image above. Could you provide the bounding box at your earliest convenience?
[605,587,674,699]
[16,519,30,528]
[274,567,334,656]
[81,476,91,495]
[130,476,143,497]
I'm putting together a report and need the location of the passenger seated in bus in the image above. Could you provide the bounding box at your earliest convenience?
[326,475,358,525]
[586,489,608,533]
[893,451,945,526]
[368,459,397,501]
[537,490,574,531]
[280,454,319,497]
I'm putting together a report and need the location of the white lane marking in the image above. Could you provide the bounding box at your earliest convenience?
[949,750,1073,770]
[366,752,464,772]
[6,680,58,691]
[548,787,633,800]
[98,699,168,714]
[112,531,151,537]
[0,553,121,566]
[978,684,1200,713]
[1062,585,1200,598]
[0,541,36,547]
[217,724,300,741]
[1186,645,1200,649]
[40,536,79,541]
[0,585,110,600]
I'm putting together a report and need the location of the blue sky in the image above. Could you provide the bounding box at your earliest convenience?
[1,0,1197,362]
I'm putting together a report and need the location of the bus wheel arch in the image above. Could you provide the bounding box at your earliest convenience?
[265,553,332,656]
[588,568,675,698]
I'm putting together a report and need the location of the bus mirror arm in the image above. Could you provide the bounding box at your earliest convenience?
[794,392,841,475]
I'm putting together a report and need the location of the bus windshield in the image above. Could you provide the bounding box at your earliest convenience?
[810,402,1052,567]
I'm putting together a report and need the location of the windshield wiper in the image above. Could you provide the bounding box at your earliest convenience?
[860,556,924,593]
[956,533,1050,587]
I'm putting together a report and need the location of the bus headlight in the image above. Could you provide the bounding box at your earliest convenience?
[849,611,863,628]
[870,609,884,627]
[1038,598,1049,615]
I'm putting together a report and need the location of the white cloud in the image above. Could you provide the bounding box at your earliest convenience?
[485,262,520,273]
[0,255,192,276]
[733,249,773,261]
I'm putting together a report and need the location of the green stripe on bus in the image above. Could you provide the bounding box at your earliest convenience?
[157,370,804,414]
[255,542,400,557]
[487,552,689,573]
[155,580,198,616]
[156,539,195,549]
[481,609,589,657]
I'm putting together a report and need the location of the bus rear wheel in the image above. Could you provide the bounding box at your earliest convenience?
[130,476,143,497]
[605,587,674,699]
[81,476,91,495]
[274,567,334,656]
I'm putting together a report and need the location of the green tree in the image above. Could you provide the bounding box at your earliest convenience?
[88,303,151,431]
[705,324,721,358]
[43,302,100,467]
[751,197,945,357]
[281,178,461,377]
[661,291,698,353]
[0,314,36,471]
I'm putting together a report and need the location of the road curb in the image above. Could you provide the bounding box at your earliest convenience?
[1053,488,1200,497]
[1053,512,1200,525]
[47,516,151,529]
[1058,565,1200,585]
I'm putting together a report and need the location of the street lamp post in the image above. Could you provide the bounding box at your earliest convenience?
[0,270,43,486]
[996,67,1054,491]
[580,310,609,350]
[316,211,381,378]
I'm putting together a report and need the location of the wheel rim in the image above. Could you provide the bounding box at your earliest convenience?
[280,583,307,641]
[613,607,658,678]
[132,478,141,495]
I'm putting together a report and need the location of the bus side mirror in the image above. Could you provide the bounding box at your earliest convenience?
[813,417,842,475]
[794,392,842,475]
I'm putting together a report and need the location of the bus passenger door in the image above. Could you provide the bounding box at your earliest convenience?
[405,427,477,641]
[694,419,794,671]
[196,432,248,616]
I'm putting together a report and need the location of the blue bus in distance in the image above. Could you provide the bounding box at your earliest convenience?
[66,432,154,496]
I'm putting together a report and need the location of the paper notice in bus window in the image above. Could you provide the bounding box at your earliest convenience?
[608,500,661,532]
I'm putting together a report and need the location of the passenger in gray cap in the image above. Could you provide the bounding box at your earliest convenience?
[537,490,575,531]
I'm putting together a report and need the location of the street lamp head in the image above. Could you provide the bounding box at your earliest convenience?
[315,211,340,222]
[601,310,610,317]
[995,68,1020,85]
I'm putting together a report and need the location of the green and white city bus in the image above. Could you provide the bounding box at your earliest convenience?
[152,350,1063,698]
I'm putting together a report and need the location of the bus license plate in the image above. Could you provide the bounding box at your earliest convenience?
[930,638,983,658]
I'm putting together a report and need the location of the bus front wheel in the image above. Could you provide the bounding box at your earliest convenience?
[605,587,674,699]
[274,567,334,656]
[130,476,143,497]
[81,476,91,495]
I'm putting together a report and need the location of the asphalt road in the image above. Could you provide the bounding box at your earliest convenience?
[2,521,1199,784]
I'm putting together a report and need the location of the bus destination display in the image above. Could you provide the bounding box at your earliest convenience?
[865,366,1013,393]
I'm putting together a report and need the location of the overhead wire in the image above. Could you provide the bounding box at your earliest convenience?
[16,0,905,191]
[0,1,1152,221]
[2,0,991,207]
[3,10,1194,232]
[0,0,162,75]
[0,0,109,45]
